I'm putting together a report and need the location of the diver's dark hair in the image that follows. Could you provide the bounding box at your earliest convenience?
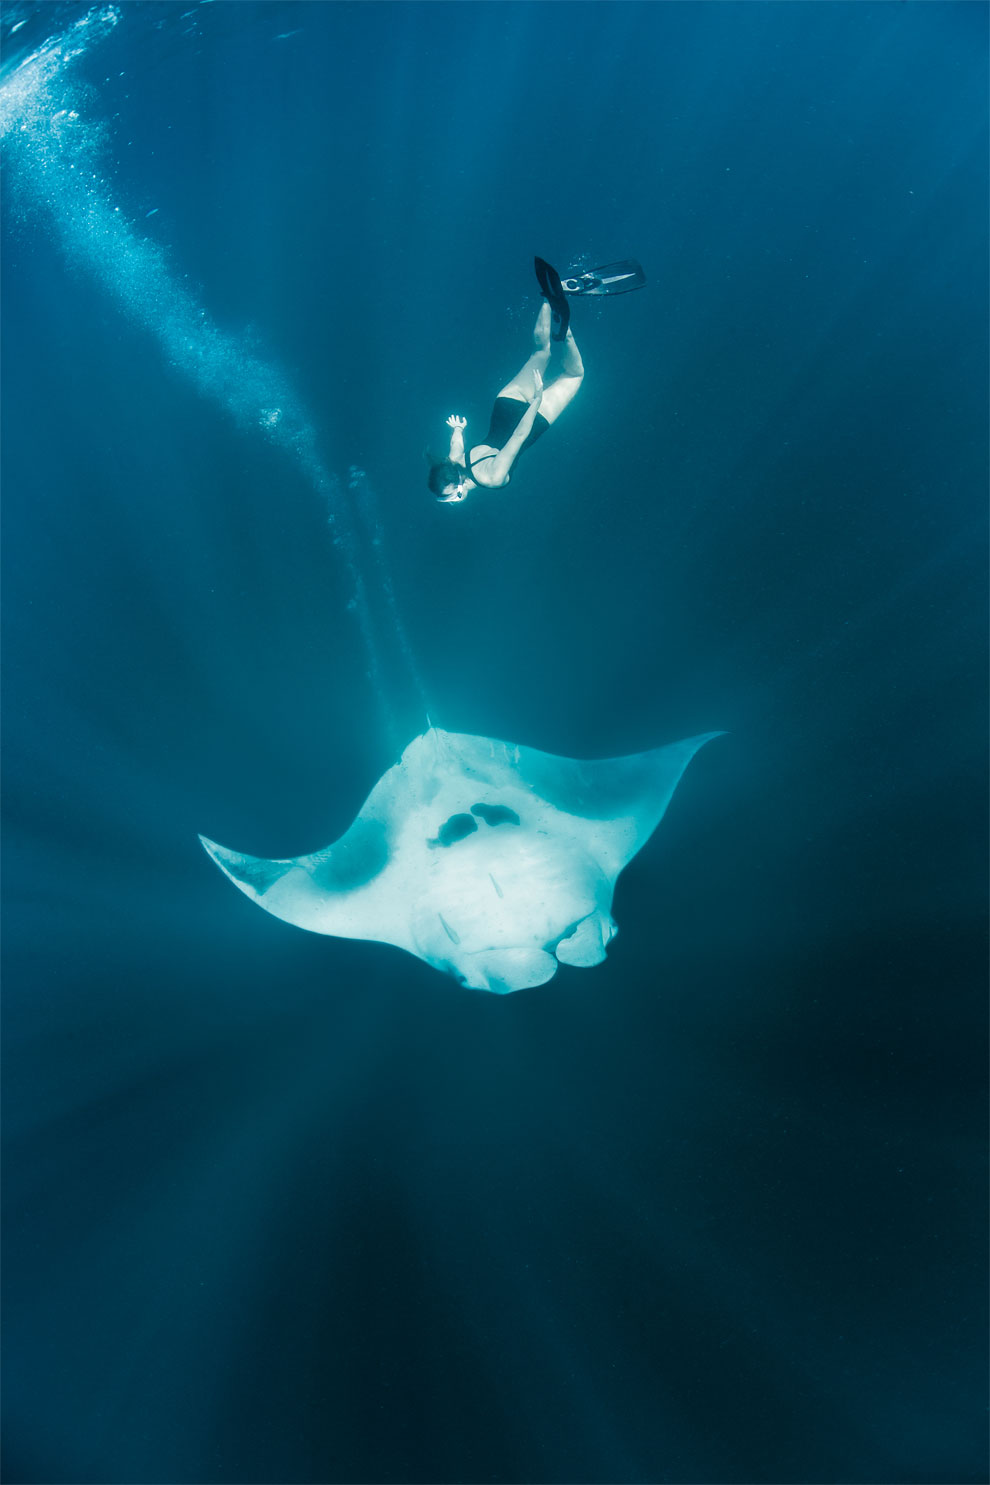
[427,459,466,497]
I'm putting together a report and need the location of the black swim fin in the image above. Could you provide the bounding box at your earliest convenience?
[534,256,571,341]
[560,259,647,296]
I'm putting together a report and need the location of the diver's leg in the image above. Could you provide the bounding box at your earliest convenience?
[538,327,584,425]
[555,325,584,379]
[496,303,552,401]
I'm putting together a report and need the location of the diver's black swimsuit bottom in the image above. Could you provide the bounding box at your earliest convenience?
[484,396,550,455]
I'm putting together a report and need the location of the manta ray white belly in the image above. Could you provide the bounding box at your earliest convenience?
[199,727,720,993]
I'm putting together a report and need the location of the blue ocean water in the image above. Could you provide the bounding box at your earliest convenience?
[1,3,986,1482]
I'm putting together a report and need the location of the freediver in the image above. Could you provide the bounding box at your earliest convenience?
[428,264,585,504]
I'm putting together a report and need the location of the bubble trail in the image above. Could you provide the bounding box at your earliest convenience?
[1,6,394,736]
[348,466,430,721]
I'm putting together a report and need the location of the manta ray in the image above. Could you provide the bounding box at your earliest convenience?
[200,727,721,994]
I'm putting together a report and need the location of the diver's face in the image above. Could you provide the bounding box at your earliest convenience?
[440,483,467,503]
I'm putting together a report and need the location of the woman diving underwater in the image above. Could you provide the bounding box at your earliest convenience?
[428,257,645,504]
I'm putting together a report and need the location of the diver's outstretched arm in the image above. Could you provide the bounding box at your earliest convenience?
[446,414,467,464]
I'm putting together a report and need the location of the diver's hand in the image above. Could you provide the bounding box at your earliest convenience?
[446,415,467,430]
[531,370,543,406]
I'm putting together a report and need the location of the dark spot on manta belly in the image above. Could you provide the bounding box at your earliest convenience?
[471,802,521,828]
[428,803,522,849]
[428,813,479,849]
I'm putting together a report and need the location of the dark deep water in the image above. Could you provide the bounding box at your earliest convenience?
[2,3,987,1482]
